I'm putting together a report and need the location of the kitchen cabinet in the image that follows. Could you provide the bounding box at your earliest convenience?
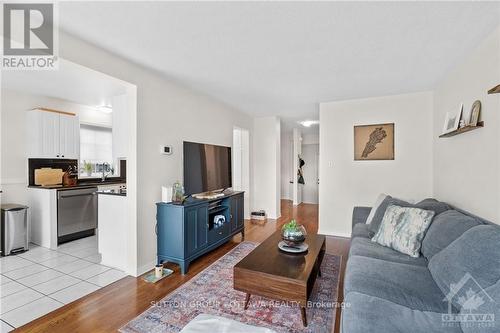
[98,193,127,271]
[27,109,80,159]
[58,113,80,159]
[27,188,58,249]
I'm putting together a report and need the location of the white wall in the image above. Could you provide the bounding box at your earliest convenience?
[433,27,500,223]
[319,92,434,237]
[58,32,253,274]
[253,116,281,218]
[0,89,113,205]
[280,130,292,200]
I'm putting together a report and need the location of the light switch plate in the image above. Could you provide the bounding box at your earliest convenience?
[160,145,172,155]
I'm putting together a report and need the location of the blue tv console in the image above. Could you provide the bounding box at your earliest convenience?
[156,191,244,274]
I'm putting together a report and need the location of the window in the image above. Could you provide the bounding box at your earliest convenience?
[79,124,114,178]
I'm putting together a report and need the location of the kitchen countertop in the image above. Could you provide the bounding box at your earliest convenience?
[28,179,126,190]
[96,189,127,197]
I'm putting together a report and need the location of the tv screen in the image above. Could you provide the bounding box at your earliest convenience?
[183,141,232,195]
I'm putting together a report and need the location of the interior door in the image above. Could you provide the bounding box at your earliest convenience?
[302,144,319,204]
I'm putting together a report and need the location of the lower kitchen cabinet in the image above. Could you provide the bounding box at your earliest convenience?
[27,188,58,249]
[98,193,128,271]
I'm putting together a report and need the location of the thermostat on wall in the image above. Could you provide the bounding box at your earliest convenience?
[160,145,172,155]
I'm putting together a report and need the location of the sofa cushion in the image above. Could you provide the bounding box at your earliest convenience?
[372,205,435,257]
[421,210,482,260]
[349,237,428,266]
[351,223,373,239]
[369,196,412,233]
[370,197,452,234]
[428,225,500,311]
[415,198,452,216]
[345,255,448,312]
[342,292,462,333]
[366,193,388,224]
[459,279,500,333]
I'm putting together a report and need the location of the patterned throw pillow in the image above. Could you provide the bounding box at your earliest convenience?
[371,205,435,258]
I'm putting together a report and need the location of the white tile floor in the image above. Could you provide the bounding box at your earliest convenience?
[0,236,127,331]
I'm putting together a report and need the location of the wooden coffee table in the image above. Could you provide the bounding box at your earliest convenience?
[233,231,326,327]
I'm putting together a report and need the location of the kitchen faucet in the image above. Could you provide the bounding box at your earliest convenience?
[101,163,111,182]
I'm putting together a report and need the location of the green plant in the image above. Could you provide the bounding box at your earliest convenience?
[282,219,299,232]
[83,161,93,174]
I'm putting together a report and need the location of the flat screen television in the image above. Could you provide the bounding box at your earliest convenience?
[183,141,232,195]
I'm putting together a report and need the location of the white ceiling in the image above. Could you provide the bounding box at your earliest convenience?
[2,59,129,107]
[58,1,500,133]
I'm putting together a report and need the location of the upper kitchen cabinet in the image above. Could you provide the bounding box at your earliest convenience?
[59,112,80,159]
[27,108,80,159]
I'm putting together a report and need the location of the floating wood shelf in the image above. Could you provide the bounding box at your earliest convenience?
[439,121,484,138]
[488,84,500,94]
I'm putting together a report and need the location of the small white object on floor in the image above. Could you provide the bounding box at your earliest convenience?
[180,314,276,333]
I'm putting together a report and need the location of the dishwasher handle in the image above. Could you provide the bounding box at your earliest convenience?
[57,188,98,199]
[59,192,96,199]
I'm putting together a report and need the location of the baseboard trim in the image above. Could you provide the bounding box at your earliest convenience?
[137,260,157,277]
[319,230,351,238]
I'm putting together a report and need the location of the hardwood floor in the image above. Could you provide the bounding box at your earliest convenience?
[14,200,350,333]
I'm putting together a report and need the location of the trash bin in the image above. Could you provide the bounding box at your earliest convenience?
[1,204,29,256]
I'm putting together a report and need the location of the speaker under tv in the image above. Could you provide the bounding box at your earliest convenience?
[183,141,232,196]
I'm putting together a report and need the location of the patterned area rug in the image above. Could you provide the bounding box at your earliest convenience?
[120,242,340,333]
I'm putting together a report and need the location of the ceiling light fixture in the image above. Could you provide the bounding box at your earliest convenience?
[97,105,113,114]
[299,120,319,127]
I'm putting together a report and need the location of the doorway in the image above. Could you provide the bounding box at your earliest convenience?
[302,144,319,204]
[233,127,250,219]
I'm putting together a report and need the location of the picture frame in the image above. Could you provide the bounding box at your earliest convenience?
[469,100,481,126]
[442,104,463,134]
[354,123,395,161]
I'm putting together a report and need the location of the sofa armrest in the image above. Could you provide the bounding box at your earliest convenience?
[352,207,372,229]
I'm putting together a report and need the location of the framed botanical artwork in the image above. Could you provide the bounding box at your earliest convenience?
[442,104,463,134]
[354,123,395,161]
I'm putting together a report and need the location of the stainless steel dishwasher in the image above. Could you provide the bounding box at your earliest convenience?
[57,187,98,244]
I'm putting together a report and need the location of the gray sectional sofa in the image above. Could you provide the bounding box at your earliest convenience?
[341,199,500,333]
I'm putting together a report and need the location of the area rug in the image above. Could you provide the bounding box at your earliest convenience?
[120,242,341,333]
